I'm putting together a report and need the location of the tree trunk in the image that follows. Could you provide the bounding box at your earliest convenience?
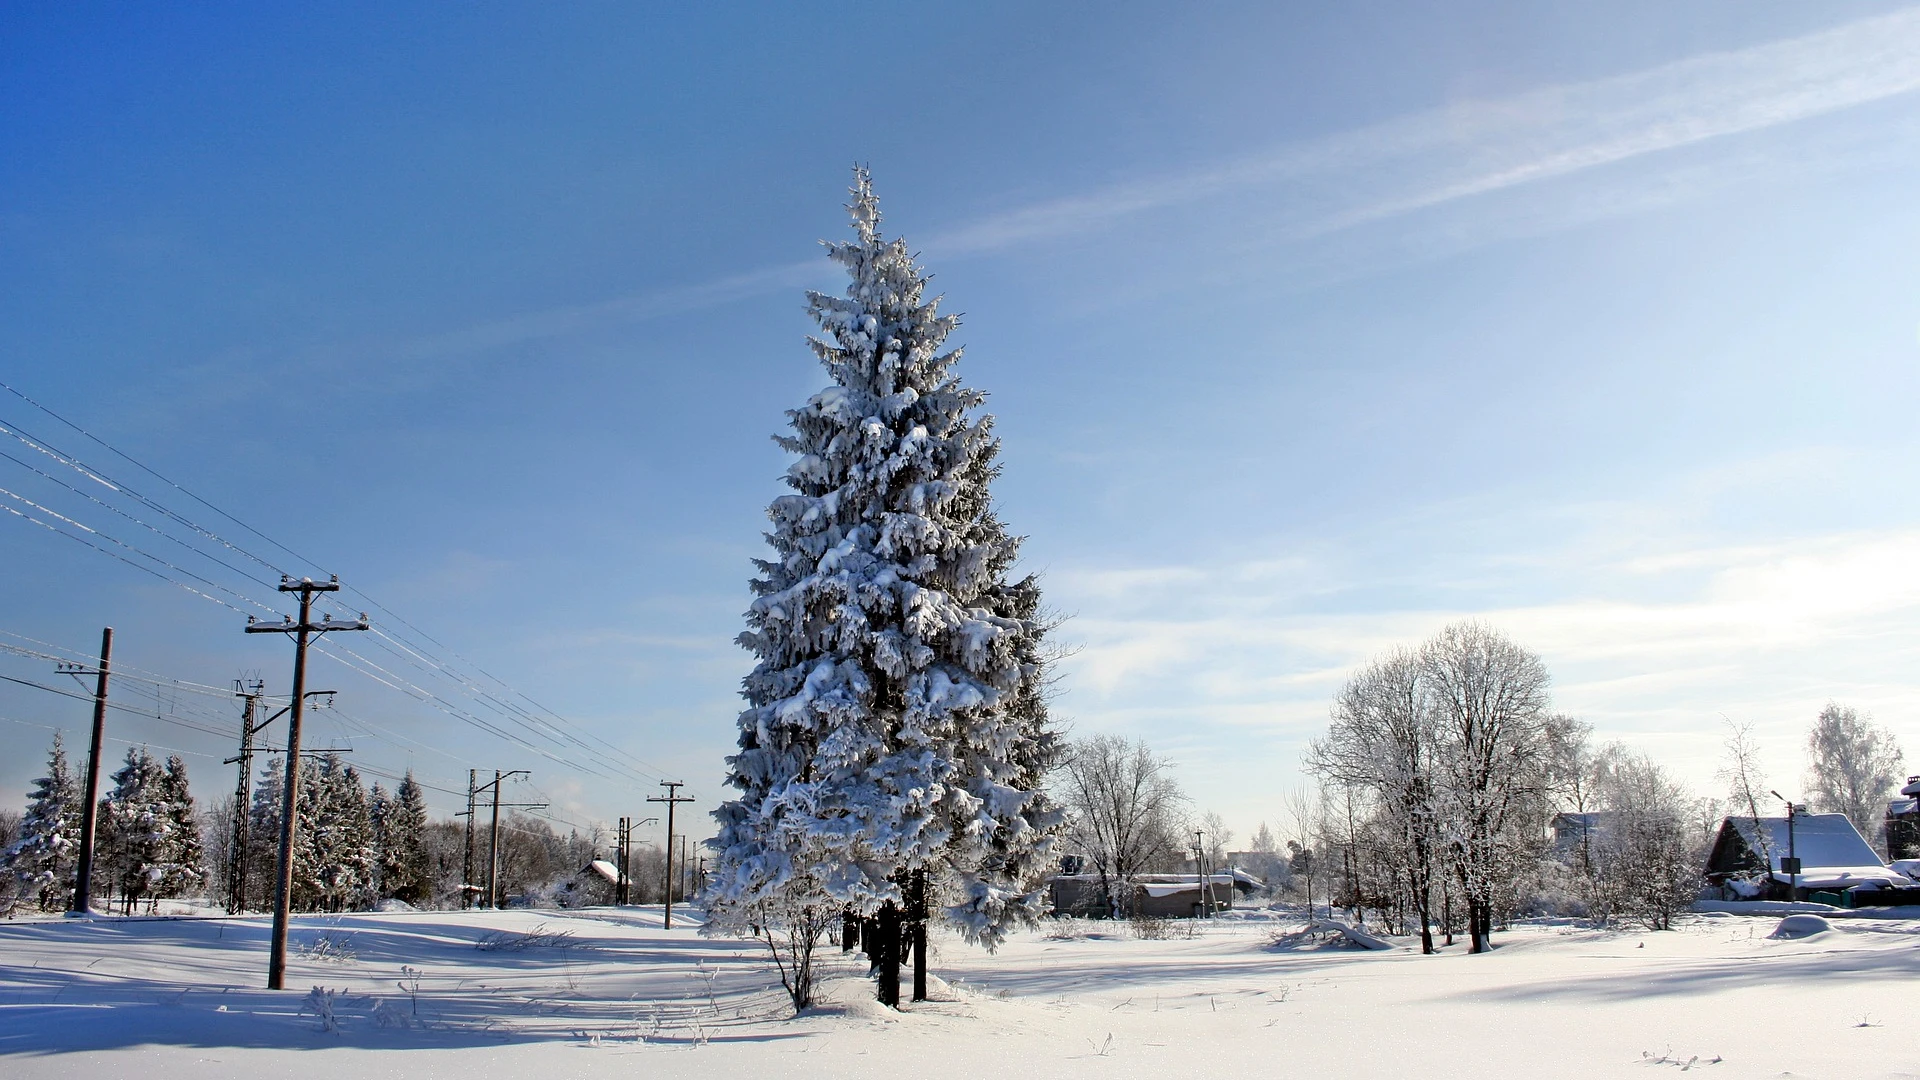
[910,869,929,1002]
[842,909,857,953]
[876,901,901,1007]
[1410,868,1434,955]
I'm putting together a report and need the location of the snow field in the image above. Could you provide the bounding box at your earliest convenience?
[1,906,1915,1078]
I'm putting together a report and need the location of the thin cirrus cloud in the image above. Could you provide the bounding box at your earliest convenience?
[359,7,1920,368]
[929,7,1920,252]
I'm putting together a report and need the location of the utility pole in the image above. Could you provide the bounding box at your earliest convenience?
[647,781,695,929]
[618,814,633,899]
[616,816,655,905]
[222,683,334,915]
[459,770,477,909]
[1192,830,1208,917]
[225,680,264,913]
[245,575,367,991]
[1771,791,1802,899]
[468,769,543,909]
[61,627,112,917]
[616,817,629,905]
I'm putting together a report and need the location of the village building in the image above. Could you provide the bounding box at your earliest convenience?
[1703,812,1911,901]
[1049,873,1253,918]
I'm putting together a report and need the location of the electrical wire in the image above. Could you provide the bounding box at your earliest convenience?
[0,385,697,800]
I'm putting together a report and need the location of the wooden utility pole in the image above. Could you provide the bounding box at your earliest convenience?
[64,626,112,917]
[615,815,655,905]
[488,769,522,908]
[468,769,542,908]
[646,781,694,928]
[245,575,366,991]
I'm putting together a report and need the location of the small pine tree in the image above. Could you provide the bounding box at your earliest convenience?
[296,755,375,911]
[710,169,1063,1007]
[152,755,204,900]
[246,757,284,910]
[379,772,430,905]
[3,733,80,911]
[369,782,392,896]
[102,746,168,913]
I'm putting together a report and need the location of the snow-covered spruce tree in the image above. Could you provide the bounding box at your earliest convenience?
[709,168,1062,1008]
[151,754,204,901]
[379,772,431,904]
[246,757,284,910]
[297,755,376,912]
[3,733,80,911]
[102,746,169,914]
[368,781,391,894]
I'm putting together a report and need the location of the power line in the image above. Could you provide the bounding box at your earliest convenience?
[0,385,695,800]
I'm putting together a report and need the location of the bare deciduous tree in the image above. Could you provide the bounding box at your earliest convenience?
[1422,621,1555,954]
[1195,810,1233,868]
[1581,747,1700,930]
[1805,703,1905,851]
[1055,734,1187,917]
[1716,718,1774,866]
[702,867,839,1013]
[1307,646,1441,952]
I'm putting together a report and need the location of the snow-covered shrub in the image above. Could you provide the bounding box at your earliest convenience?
[301,986,351,1033]
[1043,918,1089,941]
[1129,914,1173,940]
[299,931,359,963]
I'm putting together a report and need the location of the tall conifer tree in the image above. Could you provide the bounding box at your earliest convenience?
[102,746,168,913]
[246,757,284,910]
[153,754,203,900]
[4,733,80,911]
[379,772,430,904]
[710,169,1062,1000]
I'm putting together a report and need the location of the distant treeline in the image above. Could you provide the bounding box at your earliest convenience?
[0,733,668,915]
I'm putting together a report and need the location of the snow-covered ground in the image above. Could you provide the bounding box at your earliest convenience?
[1,905,1913,1078]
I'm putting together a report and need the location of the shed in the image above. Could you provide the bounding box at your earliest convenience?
[1048,873,1240,918]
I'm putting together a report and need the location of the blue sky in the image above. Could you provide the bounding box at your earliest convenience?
[3,2,1918,845]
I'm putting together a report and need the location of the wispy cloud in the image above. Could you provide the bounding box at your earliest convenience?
[933,8,1920,254]
[259,8,1920,376]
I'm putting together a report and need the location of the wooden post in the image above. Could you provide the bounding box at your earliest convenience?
[69,627,112,916]
[246,575,366,989]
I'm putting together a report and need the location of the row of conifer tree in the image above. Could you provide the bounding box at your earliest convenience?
[1,732,672,916]
[0,732,433,914]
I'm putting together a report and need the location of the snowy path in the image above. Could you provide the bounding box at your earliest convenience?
[1,907,1914,1078]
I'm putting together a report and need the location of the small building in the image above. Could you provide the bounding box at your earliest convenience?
[1550,812,1619,864]
[1049,873,1242,918]
[1704,813,1909,900]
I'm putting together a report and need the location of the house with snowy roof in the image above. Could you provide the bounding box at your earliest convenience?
[1550,811,1619,865]
[1704,813,1910,900]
